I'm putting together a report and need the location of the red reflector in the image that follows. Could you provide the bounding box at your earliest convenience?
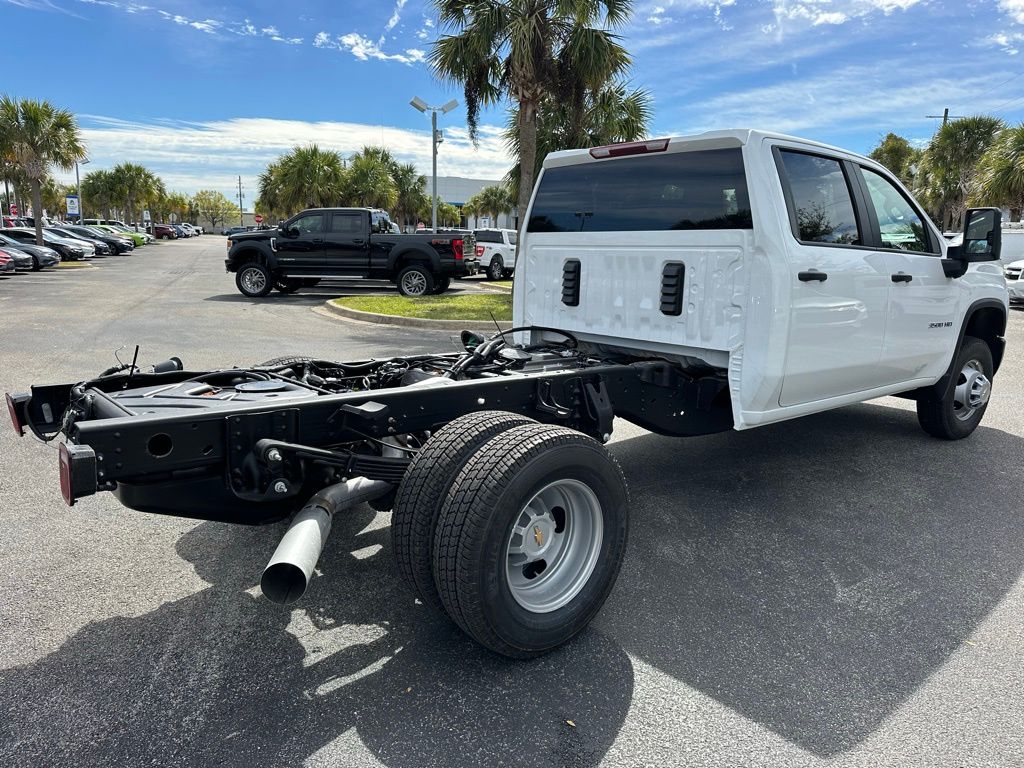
[6,392,23,436]
[475,245,484,258]
[589,138,670,159]
[453,238,463,259]
[59,441,74,506]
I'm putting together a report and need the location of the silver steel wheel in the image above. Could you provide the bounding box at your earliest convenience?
[505,479,603,613]
[401,270,428,296]
[952,358,991,422]
[240,266,267,295]
[489,258,504,280]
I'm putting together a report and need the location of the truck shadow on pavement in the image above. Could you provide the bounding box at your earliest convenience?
[1,402,1019,765]
[600,401,1024,756]
[0,510,634,768]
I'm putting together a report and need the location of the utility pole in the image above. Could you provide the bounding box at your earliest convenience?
[925,108,965,126]
[237,176,244,227]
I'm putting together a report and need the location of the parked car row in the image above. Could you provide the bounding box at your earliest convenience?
[0,220,159,262]
[151,222,202,239]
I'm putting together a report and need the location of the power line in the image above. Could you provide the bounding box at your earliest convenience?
[990,90,1024,115]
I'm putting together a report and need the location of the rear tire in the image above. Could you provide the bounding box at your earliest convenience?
[488,257,504,281]
[235,262,273,297]
[916,335,993,440]
[433,424,629,658]
[392,411,535,614]
[396,264,434,297]
[31,256,40,271]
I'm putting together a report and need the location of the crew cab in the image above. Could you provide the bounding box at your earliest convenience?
[225,208,472,297]
[7,129,1008,660]
[475,227,518,280]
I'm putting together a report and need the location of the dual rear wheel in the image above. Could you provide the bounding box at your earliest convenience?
[392,412,629,658]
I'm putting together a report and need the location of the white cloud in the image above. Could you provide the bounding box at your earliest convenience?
[987,31,1024,54]
[1000,0,1024,24]
[771,0,922,28]
[317,32,426,65]
[383,0,408,35]
[56,115,511,198]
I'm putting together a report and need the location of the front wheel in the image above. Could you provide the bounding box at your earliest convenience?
[433,424,629,658]
[397,265,434,297]
[917,335,994,440]
[275,278,301,294]
[235,263,273,297]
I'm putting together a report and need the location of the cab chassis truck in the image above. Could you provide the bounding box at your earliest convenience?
[6,130,1009,658]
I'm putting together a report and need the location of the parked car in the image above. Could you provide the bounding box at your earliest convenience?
[0,249,16,274]
[223,226,252,237]
[171,224,188,238]
[179,223,198,237]
[474,228,517,280]
[3,228,92,260]
[61,224,134,254]
[226,207,471,297]
[95,224,149,246]
[152,224,177,239]
[0,243,32,270]
[46,227,111,256]
[1005,259,1023,305]
[190,224,204,235]
[0,232,60,270]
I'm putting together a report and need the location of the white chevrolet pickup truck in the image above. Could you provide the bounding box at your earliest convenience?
[7,129,1008,659]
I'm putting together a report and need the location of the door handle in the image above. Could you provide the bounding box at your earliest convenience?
[891,272,912,283]
[352,238,365,245]
[798,270,828,282]
[312,238,324,244]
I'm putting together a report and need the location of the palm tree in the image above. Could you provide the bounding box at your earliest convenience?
[975,124,1024,219]
[345,146,398,210]
[504,80,651,204]
[111,162,163,227]
[274,144,347,212]
[0,95,85,243]
[391,162,427,230]
[81,169,118,220]
[39,176,74,217]
[919,116,1003,230]
[466,183,514,226]
[431,0,635,223]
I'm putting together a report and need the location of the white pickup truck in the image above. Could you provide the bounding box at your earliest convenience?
[7,129,1008,659]
[475,227,517,280]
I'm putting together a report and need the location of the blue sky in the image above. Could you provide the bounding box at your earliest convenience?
[3,0,1024,205]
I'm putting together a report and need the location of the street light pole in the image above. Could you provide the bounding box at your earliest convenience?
[410,96,458,232]
[431,109,438,231]
[75,159,89,223]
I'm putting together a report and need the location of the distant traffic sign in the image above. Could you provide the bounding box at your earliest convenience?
[254,214,264,224]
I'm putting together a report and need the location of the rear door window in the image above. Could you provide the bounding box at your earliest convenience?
[777,150,861,245]
[527,148,752,232]
[330,213,363,234]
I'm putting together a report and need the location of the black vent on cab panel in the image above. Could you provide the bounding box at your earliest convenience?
[562,259,581,306]
[660,262,685,316]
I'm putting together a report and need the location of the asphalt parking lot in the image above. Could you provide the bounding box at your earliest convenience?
[1,237,1022,767]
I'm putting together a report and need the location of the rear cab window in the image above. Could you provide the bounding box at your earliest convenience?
[527,148,753,233]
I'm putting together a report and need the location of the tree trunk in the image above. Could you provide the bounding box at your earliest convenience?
[516,100,539,230]
[30,178,44,245]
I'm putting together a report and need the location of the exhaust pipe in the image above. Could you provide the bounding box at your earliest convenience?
[261,477,392,604]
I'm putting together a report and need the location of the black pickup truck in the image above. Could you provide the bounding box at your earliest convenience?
[225,208,473,297]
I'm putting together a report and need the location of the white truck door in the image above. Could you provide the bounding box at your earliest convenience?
[854,165,960,383]
[775,148,890,407]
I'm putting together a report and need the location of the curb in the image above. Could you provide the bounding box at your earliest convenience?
[324,300,512,330]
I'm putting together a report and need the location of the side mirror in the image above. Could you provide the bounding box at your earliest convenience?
[959,207,1001,261]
